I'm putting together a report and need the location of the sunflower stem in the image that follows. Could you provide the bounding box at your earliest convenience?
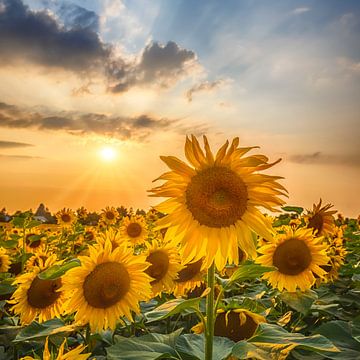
[205,262,215,360]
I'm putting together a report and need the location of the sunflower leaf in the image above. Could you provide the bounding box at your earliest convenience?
[232,323,339,359]
[227,264,276,288]
[280,290,318,315]
[145,298,202,323]
[38,258,81,280]
[281,206,304,214]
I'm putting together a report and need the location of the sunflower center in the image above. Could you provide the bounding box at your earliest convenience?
[84,231,95,241]
[273,238,312,275]
[83,262,130,309]
[106,212,115,220]
[146,250,170,283]
[215,311,258,342]
[27,276,62,309]
[126,223,142,238]
[185,167,248,227]
[176,258,203,282]
[307,213,323,234]
[61,214,71,223]
[25,234,41,248]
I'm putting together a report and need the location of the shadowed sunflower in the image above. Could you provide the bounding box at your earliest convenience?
[0,248,10,272]
[149,135,287,270]
[100,206,119,225]
[120,215,148,246]
[23,229,45,252]
[145,240,183,296]
[56,208,76,227]
[62,239,152,332]
[9,258,66,324]
[174,257,206,297]
[306,199,336,236]
[192,308,265,342]
[21,336,90,360]
[257,227,329,292]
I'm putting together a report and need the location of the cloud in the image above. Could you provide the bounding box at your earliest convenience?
[0,154,42,159]
[185,79,230,102]
[0,101,181,140]
[0,0,199,93]
[109,41,198,93]
[292,7,311,15]
[289,152,360,167]
[0,140,33,148]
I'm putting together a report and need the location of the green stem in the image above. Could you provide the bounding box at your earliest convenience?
[205,262,215,360]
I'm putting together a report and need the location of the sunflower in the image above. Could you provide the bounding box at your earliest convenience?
[25,250,56,270]
[96,228,125,251]
[21,336,90,360]
[144,240,183,296]
[305,199,336,236]
[174,257,206,297]
[10,258,66,324]
[62,239,152,332]
[23,229,45,252]
[56,208,76,227]
[120,215,148,246]
[192,308,265,342]
[100,206,119,225]
[257,227,329,292]
[0,248,10,272]
[149,135,287,270]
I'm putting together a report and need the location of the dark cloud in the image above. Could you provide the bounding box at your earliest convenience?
[0,101,176,140]
[0,140,33,148]
[0,0,198,92]
[289,151,360,167]
[109,41,197,93]
[185,79,227,102]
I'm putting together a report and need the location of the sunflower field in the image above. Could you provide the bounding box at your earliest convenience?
[0,136,359,360]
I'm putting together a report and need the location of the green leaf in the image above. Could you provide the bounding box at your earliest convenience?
[0,240,19,248]
[315,321,360,359]
[13,319,72,342]
[232,323,339,359]
[107,337,179,360]
[281,206,304,214]
[175,334,234,360]
[227,264,276,287]
[145,298,202,323]
[280,290,318,315]
[25,220,42,229]
[38,259,81,280]
[0,282,16,295]
[11,217,25,228]
[140,328,183,348]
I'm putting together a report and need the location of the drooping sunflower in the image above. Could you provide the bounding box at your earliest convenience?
[120,215,148,246]
[100,206,119,225]
[173,257,206,297]
[192,308,265,342]
[305,199,336,237]
[149,135,287,270]
[56,208,76,227]
[0,247,10,272]
[144,240,183,296]
[257,227,329,292]
[62,239,152,332]
[10,258,67,324]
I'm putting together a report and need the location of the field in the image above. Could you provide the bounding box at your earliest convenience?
[0,203,359,360]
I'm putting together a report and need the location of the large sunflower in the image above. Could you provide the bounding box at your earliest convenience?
[174,257,206,297]
[149,135,286,270]
[10,258,66,324]
[144,240,183,296]
[305,199,336,236]
[0,247,10,272]
[257,227,329,292]
[62,239,152,332]
[120,215,148,246]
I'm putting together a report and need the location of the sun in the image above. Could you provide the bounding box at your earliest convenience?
[99,147,116,162]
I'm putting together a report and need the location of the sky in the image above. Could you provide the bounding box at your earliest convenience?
[0,0,359,216]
